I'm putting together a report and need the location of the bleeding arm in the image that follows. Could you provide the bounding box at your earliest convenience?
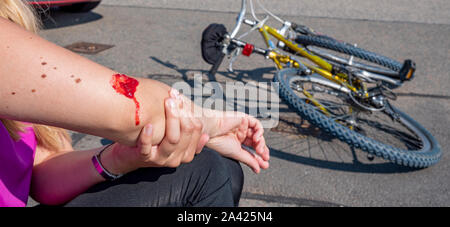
[0,18,171,145]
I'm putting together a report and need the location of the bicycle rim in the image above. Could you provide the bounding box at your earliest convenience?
[275,68,441,168]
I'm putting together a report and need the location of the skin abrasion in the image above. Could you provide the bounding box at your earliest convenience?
[110,73,141,126]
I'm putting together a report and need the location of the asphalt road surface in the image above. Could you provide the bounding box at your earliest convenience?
[31,1,450,206]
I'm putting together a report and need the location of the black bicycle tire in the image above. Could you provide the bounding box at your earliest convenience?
[295,35,403,72]
[274,68,441,168]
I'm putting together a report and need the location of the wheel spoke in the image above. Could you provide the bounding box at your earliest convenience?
[288,76,424,151]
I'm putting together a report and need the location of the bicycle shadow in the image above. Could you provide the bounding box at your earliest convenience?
[266,114,417,174]
[149,56,275,84]
[269,146,416,174]
[149,56,420,174]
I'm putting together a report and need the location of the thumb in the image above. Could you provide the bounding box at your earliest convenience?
[138,124,154,151]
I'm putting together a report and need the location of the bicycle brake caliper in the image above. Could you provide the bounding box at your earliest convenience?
[228,48,242,73]
[384,102,401,122]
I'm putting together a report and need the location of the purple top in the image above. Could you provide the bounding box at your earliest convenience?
[0,123,37,207]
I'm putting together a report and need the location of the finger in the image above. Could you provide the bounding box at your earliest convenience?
[169,88,180,99]
[253,127,264,142]
[141,145,161,168]
[247,117,263,140]
[164,155,182,168]
[178,92,192,113]
[248,116,263,135]
[161,132,191,167]
[247,115,258,128]
[237,118,248,143]
[157,99,192,166]
[265,146,270,160]
[231,148,261,174]
[247,128,254,138]
[139,124,153,146]
[137,124,154,156]
[242,136,255,149]
[171,88,185,110]
[166,104,195,164]
[182,119,202,163]
[196,133,210,154]
[255,138,270,161]
[261,140,270,161]
[242,134,269,162]
[188,114,204,153]
[179,101,194,133]
[164,98,181,144]
[255,153,270,170]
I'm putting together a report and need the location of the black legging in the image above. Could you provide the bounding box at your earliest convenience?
[63,148,244,207]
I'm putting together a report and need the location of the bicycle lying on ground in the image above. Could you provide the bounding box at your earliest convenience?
[200,0,441,168]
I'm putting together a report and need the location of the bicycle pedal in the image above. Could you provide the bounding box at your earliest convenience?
[398,59,416,81]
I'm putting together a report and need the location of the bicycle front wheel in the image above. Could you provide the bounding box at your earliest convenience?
[274,68,441,168]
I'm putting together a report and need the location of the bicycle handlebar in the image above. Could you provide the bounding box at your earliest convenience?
[230,0,289,39]
[231,39,268,56]
[208,38,267,77]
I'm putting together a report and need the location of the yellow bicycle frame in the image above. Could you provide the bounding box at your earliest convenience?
[258,25,367,97]
[253,24,372,117]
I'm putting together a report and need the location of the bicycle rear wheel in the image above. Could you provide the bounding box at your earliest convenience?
[274,68,441,168]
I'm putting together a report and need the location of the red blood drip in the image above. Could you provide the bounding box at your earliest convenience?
[110,74,141,126]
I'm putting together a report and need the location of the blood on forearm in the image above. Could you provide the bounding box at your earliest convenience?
[110,73,141,126]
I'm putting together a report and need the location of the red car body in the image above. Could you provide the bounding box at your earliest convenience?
[28,0,101,7]
[28,0,102,12]
[28,0,100,7]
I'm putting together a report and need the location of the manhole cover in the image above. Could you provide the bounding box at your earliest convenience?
[65,42,114,55]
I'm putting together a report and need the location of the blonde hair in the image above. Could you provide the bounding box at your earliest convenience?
[0,0,70,151]
[0,0,40,33]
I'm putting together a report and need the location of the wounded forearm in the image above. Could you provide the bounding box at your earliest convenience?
[0,18,168,146]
